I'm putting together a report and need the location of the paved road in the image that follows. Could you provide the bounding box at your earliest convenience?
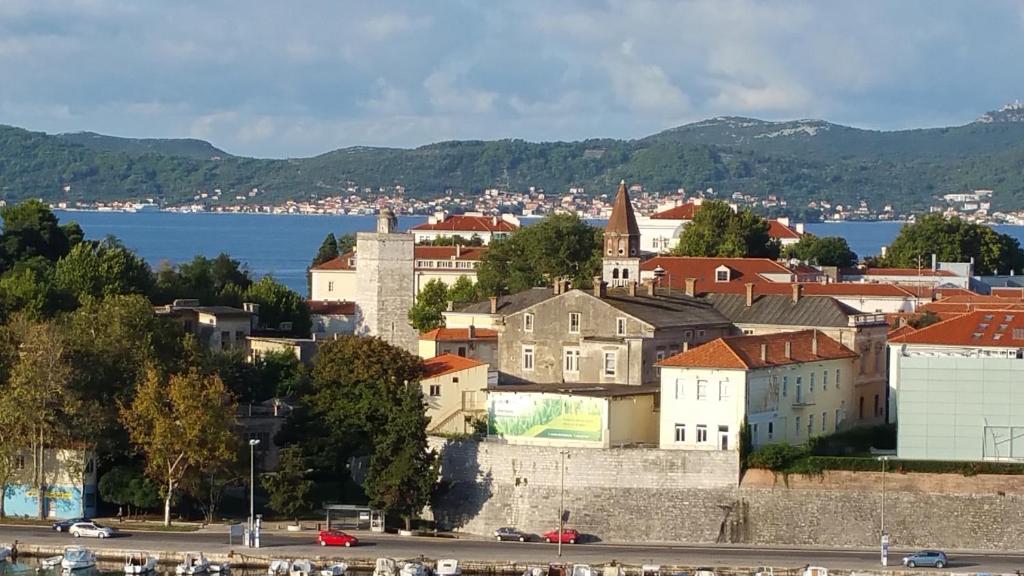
[2,526,1022,572]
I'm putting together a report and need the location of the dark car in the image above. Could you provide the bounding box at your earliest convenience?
[52,517,90,532]
[903,551,949,568]
[494,527,530,542]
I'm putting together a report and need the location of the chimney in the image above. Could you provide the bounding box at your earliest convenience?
[812,330,819,356]
[446,301,454,312]
[931,253,937,271]
[627,281,637,297]
[646,281,656,297]
[455,244,461,258]
[745,283,755,307]
[685,277,697,297]
[784,340,792,359]
[469,324,476,339]
[553,279,562,295]
[880,245,888,259]
[593,277,607,298]
[760,343,767,362]
[791,284,803,303]
[683,341,689,353]
[489,296,498,314]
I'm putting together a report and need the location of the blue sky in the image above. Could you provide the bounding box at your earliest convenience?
[2,0,1023,158]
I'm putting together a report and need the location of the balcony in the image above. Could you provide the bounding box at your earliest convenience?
[791,394,815,407]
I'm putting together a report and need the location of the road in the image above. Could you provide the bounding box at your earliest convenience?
[1,525,1022,573]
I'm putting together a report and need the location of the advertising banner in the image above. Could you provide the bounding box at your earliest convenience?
[488,393,604,443]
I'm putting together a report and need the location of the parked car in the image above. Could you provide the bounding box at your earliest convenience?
[317,530,359,547]
[541,528,579,544]
[52,518,90,532]
[903,551,948,568]
[69,522,115,538]
[494,527,530,542]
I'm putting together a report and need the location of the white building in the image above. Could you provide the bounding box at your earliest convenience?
[409,212,519,245]
[657,329,858,451]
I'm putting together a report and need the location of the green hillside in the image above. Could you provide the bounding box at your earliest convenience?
[1,105,1023,213]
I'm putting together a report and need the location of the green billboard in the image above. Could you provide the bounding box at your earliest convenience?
[488,393,604,443]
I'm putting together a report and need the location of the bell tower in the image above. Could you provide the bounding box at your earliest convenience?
[603,180,641,288]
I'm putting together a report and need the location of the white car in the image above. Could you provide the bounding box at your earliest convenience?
[69,521,115,538]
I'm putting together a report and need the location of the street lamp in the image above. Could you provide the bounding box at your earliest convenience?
[878,455,890,566]
[249,438,261,547]
[557,450,569,558]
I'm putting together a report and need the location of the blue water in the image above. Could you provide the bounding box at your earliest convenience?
[52,212,1024,295]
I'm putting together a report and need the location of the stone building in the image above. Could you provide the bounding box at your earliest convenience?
[418,326,498,366]
[352,209,419,354]
[156,299,254,351]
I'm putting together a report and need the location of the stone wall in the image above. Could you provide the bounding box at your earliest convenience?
[430,438,1024,550]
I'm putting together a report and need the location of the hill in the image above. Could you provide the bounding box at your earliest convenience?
[2,104,1024,213]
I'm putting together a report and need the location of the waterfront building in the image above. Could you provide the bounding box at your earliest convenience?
[888,310,1024,461]
[409,212,519,245]
[657,329,858,451]
[3,448,97,519]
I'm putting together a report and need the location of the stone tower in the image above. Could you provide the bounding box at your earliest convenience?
[354,208,419,354]
[603,180,641,287]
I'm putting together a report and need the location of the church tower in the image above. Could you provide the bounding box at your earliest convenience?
[603,180,641,288]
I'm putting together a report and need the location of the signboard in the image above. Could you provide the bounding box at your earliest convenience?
[488,393,604,443]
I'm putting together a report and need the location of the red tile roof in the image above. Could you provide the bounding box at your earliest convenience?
[650,202,701,220]
[986,287,1024,300]
[312,246,487,271]
[307,300,356,315]
[768,219,802,240]
[932,287,980,299]
[312,251,356,271]
[889,310,1024,347]
[422,353,486,378]
[920,300,1024,315]
[658,329,857,370]
[888,324,917,339]
[419,327,498,341]
[410,215,517,233]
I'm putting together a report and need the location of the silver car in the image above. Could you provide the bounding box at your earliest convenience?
[69,521,114,538]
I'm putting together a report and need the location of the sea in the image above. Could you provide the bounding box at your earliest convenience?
[51,211,1024,295]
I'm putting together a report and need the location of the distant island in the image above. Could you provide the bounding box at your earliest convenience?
[3,102,1024,222]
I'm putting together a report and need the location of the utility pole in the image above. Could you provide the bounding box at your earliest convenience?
[880,455,889,566]
[558,450,569,558]
[249,438,261,547]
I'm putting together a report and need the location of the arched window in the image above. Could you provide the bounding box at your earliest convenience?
[622,269,629,279]
[612,268,620,279]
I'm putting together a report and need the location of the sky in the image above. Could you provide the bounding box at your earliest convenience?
[1,0,1023,158]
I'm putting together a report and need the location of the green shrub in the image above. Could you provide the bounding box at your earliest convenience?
[746,443,807,471]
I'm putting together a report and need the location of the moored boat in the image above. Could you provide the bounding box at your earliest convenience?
[41,556,64,569]
[268,561,290,576]
[373,559,398,576]
[175,552,210,575]
[319,564,347,576]
[61,547,96,571]
[435,560,460,576]
[802,567,828,576]
[123,552,158,574]
[289,560,314,576]
[399,562,430,576]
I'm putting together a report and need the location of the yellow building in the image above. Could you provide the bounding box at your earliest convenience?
[421,354,489,435]
[418,326,498,366]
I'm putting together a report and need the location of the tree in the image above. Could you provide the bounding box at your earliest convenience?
[882,214,1024,276]
[122,368,238,525]
[99,466,136,516]
[262,446,313,522]
[0,258,65,320]
[448,276,479,305]
[476,214,602,296]
[336,233,356,255]
[311,233,340,268]
[784,235,858,267]
[407,280,448,332]
[55,237,154,303]
[242,276,312,336]
[151,253,252,306]
[0,200,73,268]
[672,200,780,259]
[419,234,484,247]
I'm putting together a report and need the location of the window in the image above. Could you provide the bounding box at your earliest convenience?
[767,421,774,440]
[221,331,230,350]
[795,416,801,437]
[327,281,334,292]
[622,269,630,279]
[835,409,842,428]
[795,383,802,404]
[810,372,815,392]
[569,312,581,334]
[674,424,686,443]
[782,376,788,397]
[696,380,708,400]
[807,414,814,436]
[823,370,828,390]
[697,330,706,338]
[822,411,828,432]
[674,379,683,399]
[15,455,25,470]
[718,425,729,450]
[874,394,880,417]
[743,329,754,335]
[429,384,441,397]
[835,368,841,388]
[696,425,708,443]
[452,377,459,384]
[457,346,467,357]
[715,269,729,282]
[522,346,534,371]
[603,352,616,376]
[656,347,666,362]
[718,381,730,401]
[524,313,534,332]
[683,330,693,341]
[563,348,580,373]
[859,396,865,419]
[616,317,627,336]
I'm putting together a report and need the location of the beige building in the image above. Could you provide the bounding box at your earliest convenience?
[156,300,253,351]
[247,336,319,365]
[658,330,859,451]
[421,354,489,434]
[418,326,498,366]
[410,212,519,245]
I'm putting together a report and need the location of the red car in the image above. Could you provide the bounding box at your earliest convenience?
[318,530,359,547]
[542,528,579,544]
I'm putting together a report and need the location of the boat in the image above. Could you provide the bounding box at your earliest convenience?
[435,560,460,576]
[175,553,210,575]
[753,568,774,576]
[289,560,314,576]
[372,559,398,576]
[268,561,290,576]
[41,556,64,569]
[124,552,158,574]
[319,564,347,576]
[641,566,660,576]
[209,564,230,573]
[522,568,545,576]
[693,569,716,576]
[399,562,430,576]
[61,547,96,571]
[571,566,594,576]
[0,546,10,562]
[801,568,828,576]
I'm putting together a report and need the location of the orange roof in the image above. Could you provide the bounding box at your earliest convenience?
[606,181,640,236]
[768,219,802,240]
[920,301,1024,315]
[659,329,856,370]
[650,203,701,220]
[313,251,356,271]
[410,215,517,233]
[888,324,917,339]
[419,327,498,341]
[932,287,980,299]
[889,310,1024,347]
[991,287,1024,299]
[422,353,485,378]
